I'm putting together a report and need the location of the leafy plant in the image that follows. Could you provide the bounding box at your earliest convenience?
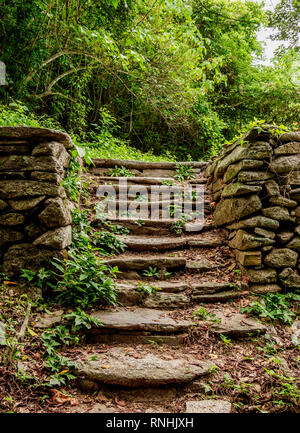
[108,166,136,177]
[174,164,195,181]
[170,217,187,235]
[193,307,221,323]
[93,231,126,255]
[241,292,299,325]
[136,282,161,297]
[142,267,160,278]
[220,334,233,347]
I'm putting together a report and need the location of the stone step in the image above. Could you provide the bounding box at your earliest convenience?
[209,312,266,338]
[93,217,209,235]
[96,176,176,185]
[105,256,186,271]
[74,346,213,387]
[88,158,208,170]
[192,290,243,303]
[117,235,222,251]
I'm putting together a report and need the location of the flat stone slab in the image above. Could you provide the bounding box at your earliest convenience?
[143,292,190,309]
[210,313,266,338]
[192,282,233,295]
[186,259,218,271]
[186,400,232,413]
[192,290,242,303]
[106,257,186,270]
[188,239,223,247]
[75,347,212,387]
[91,308,192,333]
[118,236,186,251]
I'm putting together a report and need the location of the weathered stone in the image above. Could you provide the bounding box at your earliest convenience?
[227,216,279,230]
[119,235,186,251]
[214,142,271,178]
[91,308,191,334]
[33,226,72,249]
[75,347,213,387]
[0,126,74,148]
[279,131,300,142]
[0,171,27,180]
[8,196,45,211]
[278,268,300,289]
[0,144,30,155]
[0,321,6,346]
[32,141,70,165]
[229,230,275,250]
[0,212,24,226]
[191,282,233,294]
[270,154,300,174]
[0,227,23,247]
[251,284,281,294]
[186,259,218,270]
[0,180,65,199]
[38,198,72,228]
[31,171,63,184]
[221,182,262,198]
[34,310,64,328]
[0,156,64,173]
[284,171,300,185]
[264,248,298,268]
[286,236,300,252]
[269,196,297,208]
[25,223,43,240]
[224,160,265,183]
[290,188,300,200]
[143,292,189,309]
[210,312,266,338]
[296,226,300,236]
[212,178,224,193]
[244,268,277,284]
[295,206,300,221]
[254,227,276,239]
[262,206,291,221]
[262,246,273,252]
[237,170,274,182]
[275,142,300,155]
[277,231,294,244]
[213,195,262,226]
[265,180,280,196]
[192,290,242,303]
[235,250,262,266]
[106,257,186,270]
[2,244,65,277]
[0,199,8,211]
[186,400,232,414]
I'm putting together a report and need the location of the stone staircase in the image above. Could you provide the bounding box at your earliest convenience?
[35,159,266,413]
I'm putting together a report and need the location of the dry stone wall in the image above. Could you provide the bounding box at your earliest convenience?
[0,126,74,278]
[206,125,300,293]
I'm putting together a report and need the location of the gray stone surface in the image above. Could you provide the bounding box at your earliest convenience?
[245,268,277,284]
[143,292,189,309]
[186,400,232,413]
[38,197,72,228]
[286,236,300,251]
[275,142,300,155]
[0,212,24,226]
[238,170,274,182]
[229,229,275,250]
[254,227,276,239]
[106,257,186,270]
[271,154,300,174]
[262,206,291,221]
[0,321,6,345]
[210,312,266,338]
[269,196,297,208]
[214,194,262,226]
[278,268,300,289]
[227,216,280,230]
[0,199,8,211]
[8,196,45,211]
[221,182,262,198]
[75,347,213,387]
[0,180,65,199]
[251,284,281,294]
[264,248,298,268]
[90,308,192,333]
[0,126,74,148]
[119,235,186,251]
[33,225,72,249]
[0,227,23,247]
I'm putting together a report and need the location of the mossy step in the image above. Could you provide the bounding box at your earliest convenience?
[88,158,208,170]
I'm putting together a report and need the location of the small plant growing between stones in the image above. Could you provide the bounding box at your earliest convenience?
[170,217,187,235]
[142,267,160,278]
[108,166,135,177]
[136,282,161,297]
[220,334,233,347]
[241,292,299,325]
[174,164,195,181]
[192,307,221,323]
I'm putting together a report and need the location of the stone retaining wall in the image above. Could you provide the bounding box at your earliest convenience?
[0,126,74,277]
[206,125,300,293]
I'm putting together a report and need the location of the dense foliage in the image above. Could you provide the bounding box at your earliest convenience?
[0,0,299,159]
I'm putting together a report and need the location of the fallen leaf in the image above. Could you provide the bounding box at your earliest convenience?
[115,396,126,407]
[101,365,111,369]
[4,281,17,285]
[51,389,77,406]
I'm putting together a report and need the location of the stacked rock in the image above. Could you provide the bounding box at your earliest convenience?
[206,125,300,293]
[0,126,74,278]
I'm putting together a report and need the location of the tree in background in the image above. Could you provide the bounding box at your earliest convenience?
[0,0,299,159]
